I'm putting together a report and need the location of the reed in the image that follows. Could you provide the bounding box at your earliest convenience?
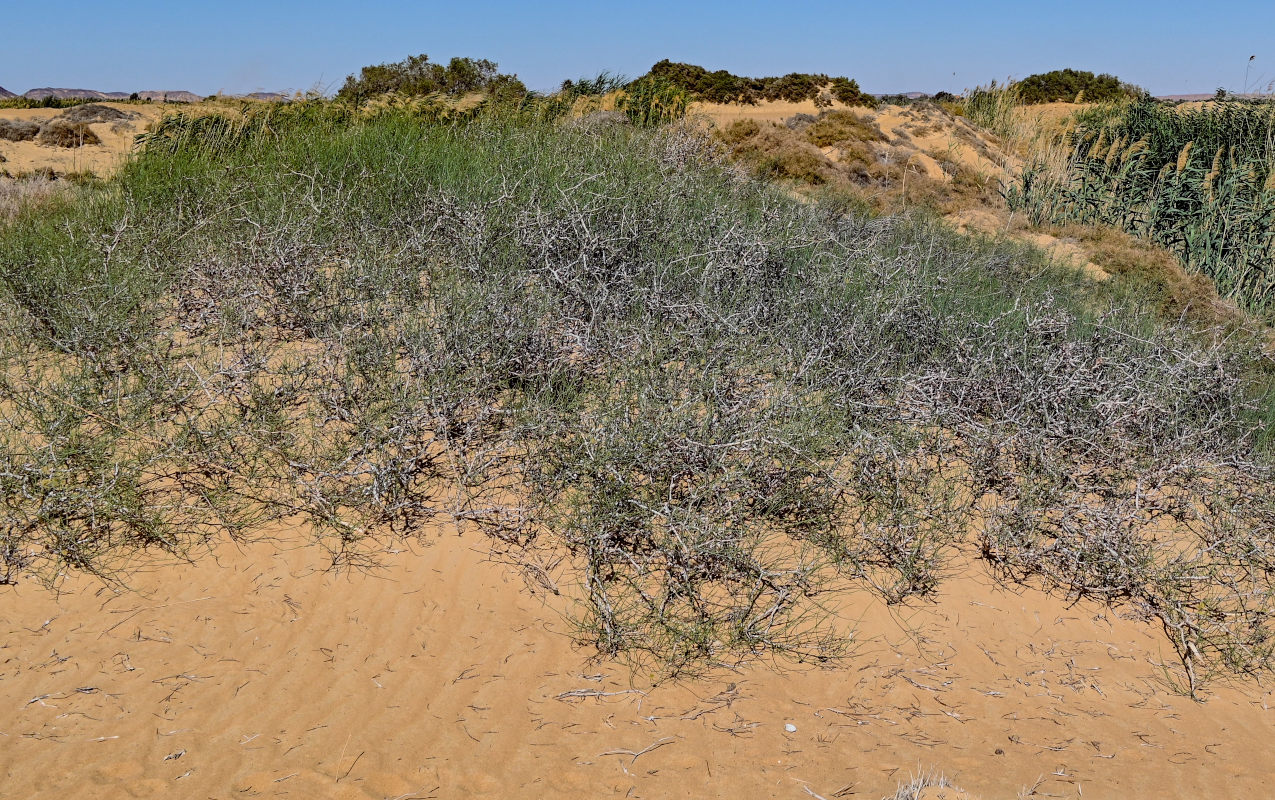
[1007,97,1275,314]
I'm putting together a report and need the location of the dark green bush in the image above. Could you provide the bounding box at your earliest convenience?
[830,76,874,107]
[1016,68,1144,104]
[335,53,526,104]
[640,60,872,107]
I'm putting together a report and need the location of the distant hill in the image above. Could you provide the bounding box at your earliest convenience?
[136,90,203,103]
[24,88,126,100]
[22,87,202,103]
[1157,92,1275,101]
[0,85,16,99]
[246,92,290,102]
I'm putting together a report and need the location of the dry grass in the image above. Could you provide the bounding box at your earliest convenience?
[35,120,101,148]
[0,119,40,142]
[805,109,887,147]
[1031,222,1241,324]
[715,113,999,215]
[57,104,137,124]
[0,175,69,220]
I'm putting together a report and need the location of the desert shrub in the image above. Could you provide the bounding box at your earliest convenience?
[0,119,39,142]
[761,72,830,102]
[1016,68,1144,104]
[716,120,839,184]
[830,76,874,107]
[35,120,100,147]
[568,110,631,132]
[718,118,761,145]
[647,59,761,103]
[1,106,1273,685]
[58,103,137,123]
[641,60,871,106]
[335,53,526,103]
[785,113,817,131]
[805,110,887,147]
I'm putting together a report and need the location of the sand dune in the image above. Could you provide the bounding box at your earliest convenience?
[3,521,1273,798]
[0,102,169,177]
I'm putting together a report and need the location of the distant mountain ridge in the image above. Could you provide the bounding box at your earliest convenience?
[0,85,16,99]
[21,87,204,103]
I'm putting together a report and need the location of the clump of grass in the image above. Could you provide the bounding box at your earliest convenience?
[882,769,959,800]
[805,110,887,147]
[0,119,40,142]
[1032,222,1236,323]
[35,120,101,147]
[716,119,841,184]
[963,80,1023,142]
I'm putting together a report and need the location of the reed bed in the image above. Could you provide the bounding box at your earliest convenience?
[1007,98,1275,315]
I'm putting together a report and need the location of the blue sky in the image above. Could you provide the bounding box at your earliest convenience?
[3,0,1273,96]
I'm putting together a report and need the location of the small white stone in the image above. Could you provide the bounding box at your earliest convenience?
[784,723,797,733]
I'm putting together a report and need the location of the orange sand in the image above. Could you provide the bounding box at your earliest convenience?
[2,523,1272,799]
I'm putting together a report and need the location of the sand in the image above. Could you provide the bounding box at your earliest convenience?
[0,103,169,177]
[3,521,1273,799]
[692,99,1016,183]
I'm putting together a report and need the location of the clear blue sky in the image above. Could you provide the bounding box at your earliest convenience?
[3,0,1273,96]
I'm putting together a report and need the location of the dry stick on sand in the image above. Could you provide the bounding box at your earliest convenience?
[599,736,676,770]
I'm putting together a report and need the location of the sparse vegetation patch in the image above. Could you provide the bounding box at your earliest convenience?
[1,99,1272,688]
[0,119,40,142]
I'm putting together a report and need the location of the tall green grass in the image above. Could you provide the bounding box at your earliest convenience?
[1,103,1273,686]
[1007,98,1275,314]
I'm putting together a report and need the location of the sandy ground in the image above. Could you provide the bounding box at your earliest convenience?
[949,207,1110,281]
[692,100,1015,183]
[0,103,169,177]
[3,521,1273,799]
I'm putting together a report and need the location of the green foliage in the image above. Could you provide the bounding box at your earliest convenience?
[559,71,628,98]
[616,76,689,126]
[964,80,1022,139]
[641,60,873,107]
[830,76,874,107]
[335,53,526,104]
[647,59,760,103]
[1016,68,1144,104]
[0,96,106,110]
[1007,97,1275,314]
